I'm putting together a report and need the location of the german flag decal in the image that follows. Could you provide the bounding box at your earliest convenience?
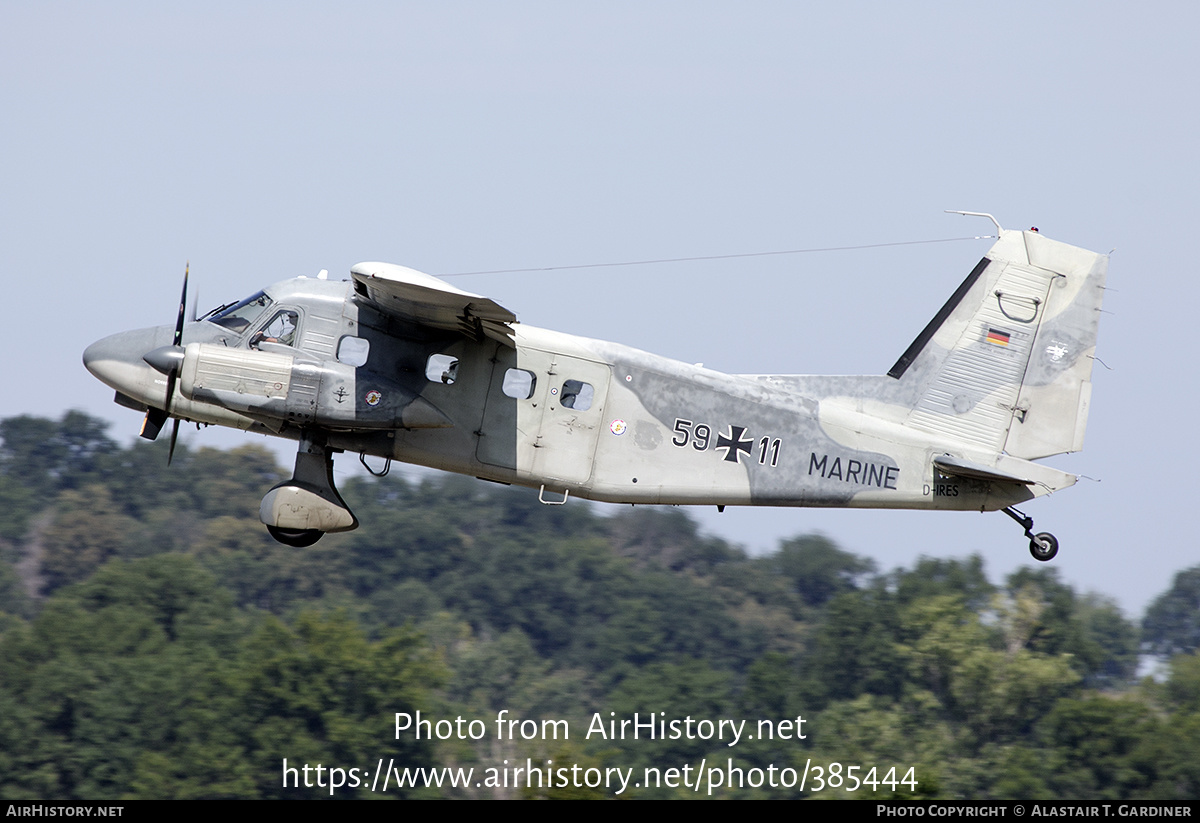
[986,328,1011,347]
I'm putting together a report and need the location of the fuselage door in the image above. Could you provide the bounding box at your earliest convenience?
[529,350,610,484]
[476,347,611,485]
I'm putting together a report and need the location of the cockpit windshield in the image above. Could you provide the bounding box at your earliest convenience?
[203,291,272,334]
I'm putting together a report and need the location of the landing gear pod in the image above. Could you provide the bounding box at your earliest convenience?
[260,434,358,546]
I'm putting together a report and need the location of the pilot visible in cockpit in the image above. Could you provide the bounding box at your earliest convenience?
[250,310,298,348]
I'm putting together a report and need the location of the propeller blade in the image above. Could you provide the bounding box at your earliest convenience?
[141,408,167,440]
[173,262,188,347]
[141,262,188,452]
[163,370,177,416]
[167,418,181,465]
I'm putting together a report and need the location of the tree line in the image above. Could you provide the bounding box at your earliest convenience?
[0,412,1196,799]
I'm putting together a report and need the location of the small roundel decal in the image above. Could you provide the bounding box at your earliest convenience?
[365,390,382,406]
[610,419,627,436]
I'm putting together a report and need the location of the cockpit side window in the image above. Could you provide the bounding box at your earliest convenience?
[250,310,299,348]
[206,291,272,334]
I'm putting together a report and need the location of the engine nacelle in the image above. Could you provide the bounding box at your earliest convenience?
[179,342,451,431]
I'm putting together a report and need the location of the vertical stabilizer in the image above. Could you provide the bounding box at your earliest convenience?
[888,230,1107,458]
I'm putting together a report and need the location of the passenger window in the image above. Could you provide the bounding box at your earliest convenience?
[560,379,593,411]
[250,310,298,348]
[502,368,536,399]
[337,336,370,367]
[426,353,459,384]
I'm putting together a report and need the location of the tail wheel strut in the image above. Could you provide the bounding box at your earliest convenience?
[1002,506,1059,562]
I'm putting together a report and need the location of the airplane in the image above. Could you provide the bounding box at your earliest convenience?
[83,215,1107,560]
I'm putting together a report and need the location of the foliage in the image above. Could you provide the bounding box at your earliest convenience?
[0,411,118,499]
[0,412,1191,799]
[1142,565,1200,657]
[773,533,876,609]
[0,555,443,799]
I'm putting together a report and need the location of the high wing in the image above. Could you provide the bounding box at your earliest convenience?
[350,262,517,345]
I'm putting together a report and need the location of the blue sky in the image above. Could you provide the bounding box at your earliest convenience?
[2,2,1196,616]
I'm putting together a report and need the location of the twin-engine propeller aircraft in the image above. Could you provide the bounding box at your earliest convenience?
[84,216,1107,560]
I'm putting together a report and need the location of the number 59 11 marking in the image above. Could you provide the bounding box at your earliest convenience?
[672,418,781,467]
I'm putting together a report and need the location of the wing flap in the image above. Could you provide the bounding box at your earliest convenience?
[350,262,517,345]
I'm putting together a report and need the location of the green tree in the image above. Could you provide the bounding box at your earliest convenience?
[0,412,117,497]
[0,472,36,541]
[39,485,135,594]
[1004,567,1138,688]
[774,533,875,609]
[1143,565,1200,657]
[0,556,443,799]
[0,556,239,798]
[803,585,905,708]
[1038,695,1160,799]
[1164,651,1200,713]
[893,555,994,613]
[233,612,443,799]
[602,659,735,780]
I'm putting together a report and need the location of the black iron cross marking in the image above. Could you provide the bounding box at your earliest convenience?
[715,425,752,464]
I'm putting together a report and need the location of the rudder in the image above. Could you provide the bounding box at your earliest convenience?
[888,230,1107,459]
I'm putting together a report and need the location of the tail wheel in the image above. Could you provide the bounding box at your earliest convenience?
[267,526,324,547]
[1029,532,1059,562]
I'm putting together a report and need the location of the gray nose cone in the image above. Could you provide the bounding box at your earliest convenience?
[83,327,168,391]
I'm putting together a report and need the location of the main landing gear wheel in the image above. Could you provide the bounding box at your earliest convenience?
[1029,532,1059,562]
[266,526,324,547]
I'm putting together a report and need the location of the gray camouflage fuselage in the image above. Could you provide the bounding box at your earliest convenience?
[83,228,1106,550]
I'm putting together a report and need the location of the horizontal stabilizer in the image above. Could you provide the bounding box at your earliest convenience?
[932,454,1033,485]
